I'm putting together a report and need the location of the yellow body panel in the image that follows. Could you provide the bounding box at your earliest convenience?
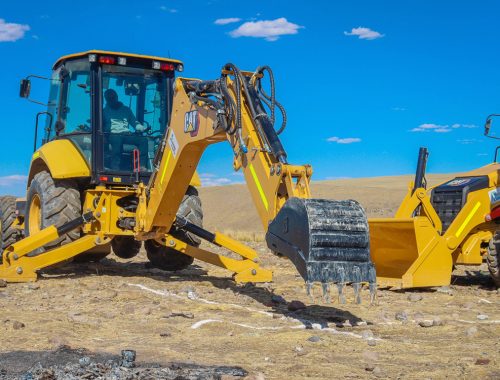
[190,171,202,188]
[456,230,492,265]
[29,139,90,182]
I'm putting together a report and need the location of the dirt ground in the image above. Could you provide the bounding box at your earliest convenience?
[1,246,499,379]
[1,175,499,379]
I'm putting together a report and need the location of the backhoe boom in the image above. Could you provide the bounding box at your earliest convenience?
[139,64,376,302]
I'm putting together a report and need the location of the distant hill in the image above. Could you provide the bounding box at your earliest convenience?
[198,174,453,234]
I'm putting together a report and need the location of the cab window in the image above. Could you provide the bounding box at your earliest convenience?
[101,64,168,173]
[45,67,61,141]
[57,59,92,162]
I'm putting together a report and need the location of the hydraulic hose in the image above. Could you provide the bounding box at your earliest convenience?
[221,63,248,153]
[184,64,288,162]
[254,66,287,135]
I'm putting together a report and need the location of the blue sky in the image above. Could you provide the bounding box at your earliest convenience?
[1,0,499,194]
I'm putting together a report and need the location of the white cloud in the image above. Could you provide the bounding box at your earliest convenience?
[327,136,362,144]
[411,123,478,133]
[229,18,302,41]
[434,128,452,133]
[0,19,30,42]
[457,138,481,144]
[160,6,178,13]
[344,27,384,40]
[214,18,241,25]
[199,173,242,187]
[392,107,407,111]
[0,174,27,187]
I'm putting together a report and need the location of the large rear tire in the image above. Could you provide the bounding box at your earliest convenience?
[0,196,19,264]
[145,186,202,271]
[24,171,82,253]
[487,233,500,287]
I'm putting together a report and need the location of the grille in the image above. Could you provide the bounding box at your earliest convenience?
[430,176,489,233]
[431,190,464,232]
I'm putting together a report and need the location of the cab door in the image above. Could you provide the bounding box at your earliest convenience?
[55,59,93,164]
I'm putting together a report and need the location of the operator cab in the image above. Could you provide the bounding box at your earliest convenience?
[21,50,183,185]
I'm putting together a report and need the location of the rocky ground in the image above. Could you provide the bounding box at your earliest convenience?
[1,242,499,379]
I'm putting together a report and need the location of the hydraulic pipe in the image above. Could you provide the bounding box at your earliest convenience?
[412,147,429,194]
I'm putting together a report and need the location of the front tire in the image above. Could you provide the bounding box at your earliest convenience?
[24,171,81,253]
[145,186,202,271]
[487,233,500,287]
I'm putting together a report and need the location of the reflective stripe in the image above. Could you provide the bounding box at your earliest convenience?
[32,152,40,159]
[249,163,268,211]
[160,151,172,185]
[455,202,481,238]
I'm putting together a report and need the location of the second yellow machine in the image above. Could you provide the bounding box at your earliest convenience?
[370,140,500,289]
[0,51,376,303]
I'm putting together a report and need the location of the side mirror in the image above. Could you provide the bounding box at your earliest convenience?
[485,114,500,139]
[20,79,31,98]
[485,118,491,136]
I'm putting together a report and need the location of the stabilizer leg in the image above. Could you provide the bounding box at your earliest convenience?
[162,220,273,283]
[0,235,101,282]
[0,212,100,283]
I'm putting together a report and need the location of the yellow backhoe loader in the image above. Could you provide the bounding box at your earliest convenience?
[370,116,500,288]
[0,51,376,303]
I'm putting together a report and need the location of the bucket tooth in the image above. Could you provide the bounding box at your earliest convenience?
[306,281,314,301]
[266,198,376,303]
[352,282,361,304]
[321,282,331,303]
[337,282,346,304]
[369,282,377,305]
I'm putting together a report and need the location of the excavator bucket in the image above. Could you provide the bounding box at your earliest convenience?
[369,217,453,288]
[266,198,376,302]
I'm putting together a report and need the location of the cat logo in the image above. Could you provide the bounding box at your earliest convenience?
[184,110,200,137]
[447,178,471,187]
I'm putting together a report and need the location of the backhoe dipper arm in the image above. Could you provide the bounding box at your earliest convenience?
[139,64,376,302]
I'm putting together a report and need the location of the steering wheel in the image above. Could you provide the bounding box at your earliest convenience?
[148,130,163,137]
[141,120,154,135]
[134,120,152,136]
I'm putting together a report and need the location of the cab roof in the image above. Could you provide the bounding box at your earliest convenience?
[53,50,183,69]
